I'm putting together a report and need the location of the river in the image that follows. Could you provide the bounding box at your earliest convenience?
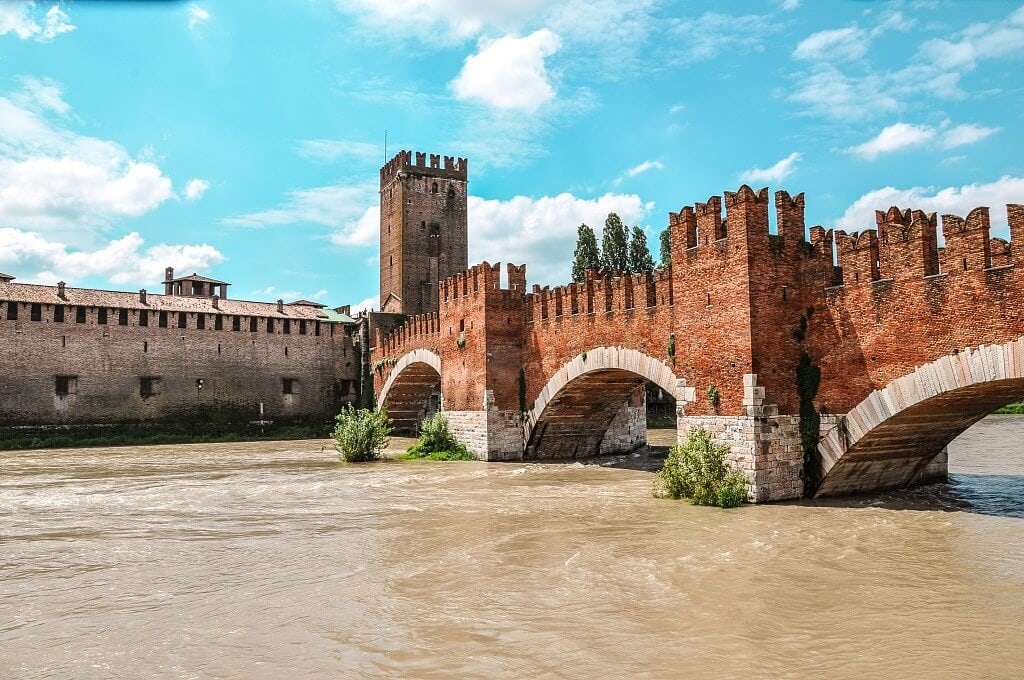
[2,416,1023,679]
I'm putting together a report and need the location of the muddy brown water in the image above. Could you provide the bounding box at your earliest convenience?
[2,417,1023,678]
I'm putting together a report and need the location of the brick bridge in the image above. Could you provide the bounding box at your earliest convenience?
[372,186,1024,502]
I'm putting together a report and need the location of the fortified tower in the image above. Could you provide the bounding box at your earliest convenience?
[379,150,469,316]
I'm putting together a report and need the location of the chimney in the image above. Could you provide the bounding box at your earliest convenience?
[212,295,220,310]
[139,289,147,304]
[165,267,174,282]
[57,281,66,299]
[277,299,284,313]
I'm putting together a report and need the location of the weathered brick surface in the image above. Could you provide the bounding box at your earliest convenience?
[0,292,357,425]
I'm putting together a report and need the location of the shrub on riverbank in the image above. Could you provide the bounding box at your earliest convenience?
[333,406,391,462]
[398,412,474,461]
[654,427,748,508]
[996,402,1024,414]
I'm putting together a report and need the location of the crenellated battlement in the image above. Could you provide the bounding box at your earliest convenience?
[376,311,441,359]
[525,267,672,324]
[379,149,468,186]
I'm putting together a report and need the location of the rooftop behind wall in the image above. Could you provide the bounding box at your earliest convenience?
[380,150,469,186]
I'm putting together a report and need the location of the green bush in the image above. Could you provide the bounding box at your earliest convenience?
[400,412,474,461]
[654,427,748,508]
[333,406,391,462]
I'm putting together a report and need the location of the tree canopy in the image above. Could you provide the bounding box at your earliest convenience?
[659,227,672,268]
[628,226,655,273]
[601,213,629,272]
[571,224,602,282]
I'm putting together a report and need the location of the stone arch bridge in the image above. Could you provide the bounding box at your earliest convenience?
[371,189,1024,502]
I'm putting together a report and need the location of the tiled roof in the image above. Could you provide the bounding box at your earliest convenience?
[0,281,349,321]
[166,273,229,284]
[0,273,14,281]
[320,308,356,324]
[289,299,327,308]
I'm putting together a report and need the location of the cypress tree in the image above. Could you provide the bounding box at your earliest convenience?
[571,224,602,282]
[659,227,672,268]
[628,226,655,272]
[601,213,629,272]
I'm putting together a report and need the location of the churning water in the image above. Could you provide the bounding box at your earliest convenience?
[2,417,1023,678]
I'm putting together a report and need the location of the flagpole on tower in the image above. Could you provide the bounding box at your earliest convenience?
[384,129,388,161]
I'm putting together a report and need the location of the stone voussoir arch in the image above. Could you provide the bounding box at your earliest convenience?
[816,337,1024,496]
[523,346,685,444]
[377,348,442,410]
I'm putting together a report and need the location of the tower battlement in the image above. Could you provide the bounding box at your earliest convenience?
[380,150,469,187]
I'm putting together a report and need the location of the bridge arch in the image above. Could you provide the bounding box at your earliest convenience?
[524,346,682,459]
[815,338,1024,497]
[378,349,442,435]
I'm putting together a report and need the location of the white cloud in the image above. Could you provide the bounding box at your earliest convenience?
[188,4,210,32]
[0,229,224,287]
[738,152,801,185]
[612,160,663,186]
[184,178,210,201]
[0,2,75,42]
[837,176,1024,233]
[668,13,775,64]
[0,78,174,232]
[223,182,377,231]
[941,123,999,149]
[781,0,800,10]
[250,286,330,303]
[330,204,380,247]
[794,27,867,61]
[920,6,1024,71]
[468,192,652,286]
[669,103,686,114]
[847,123,936,160]
[351,296,377,314]
[847,121,999,159]
[297,139,381,163]
[451,30,562,112]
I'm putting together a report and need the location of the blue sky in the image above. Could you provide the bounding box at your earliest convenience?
[1,0,1022,309]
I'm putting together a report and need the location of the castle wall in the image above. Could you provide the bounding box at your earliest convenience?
[0,298,357,426]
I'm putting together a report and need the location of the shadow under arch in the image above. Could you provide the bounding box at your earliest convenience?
[378,349,442,435]
[524,346,680,459]
[816,338,1024,497]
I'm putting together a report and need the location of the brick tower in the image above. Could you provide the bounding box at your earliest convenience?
[379,150,469,315]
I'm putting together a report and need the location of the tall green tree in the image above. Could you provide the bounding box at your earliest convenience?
[602,213,629,272]
[571,223,602,282]
[628,226,655,272]
[659,227,672,268]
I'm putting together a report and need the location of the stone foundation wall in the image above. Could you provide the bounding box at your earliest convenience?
[911,447,949,485]
[679,413,804,503]
[446,408,523,461]
[599,402,647,454]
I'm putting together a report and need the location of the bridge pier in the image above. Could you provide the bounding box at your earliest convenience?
[445,391,524,461]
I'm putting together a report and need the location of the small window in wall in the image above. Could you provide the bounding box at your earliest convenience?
[315,322,321,336]
[282,378,297,395]
[432,182,438,194]
[6,302,18,321]
[178,312,187,329]
[215,314,223,331]
[31,304,41,321]
[53,305,65,323]
[267,318,275,333]
[196,314,206,330]
[159,311,168,328]
[299,320,307,335]
[118,309,129,326]
[55,375,77,397]
[421,220,426,230]
[75,306,86,324]
[339,380,351,396]
[232,315,241,331]
[283,320,291,335]
[139,310,148,327]
[98,308,108,325]
[250,317,258,333]
[140,376,160,398]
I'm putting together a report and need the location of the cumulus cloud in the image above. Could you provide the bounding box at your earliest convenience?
[467,192,652,286]
[297,139,381,163]
[738,153,801,185]
[350,296,377,314]
[188,4,210,32]
[612,160,663,187]
[451,30,562,112]
[847,121,999,159]
[0,229,224,287]
[836,176,1024,233]
[794,27,868,61]
[780,0,800,10]
[223,182,377,231]
[184,178,210,201]
[0,2,75,42]
[330,204,380,247]
[919,6,1024,71]
[0,78,175,232]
